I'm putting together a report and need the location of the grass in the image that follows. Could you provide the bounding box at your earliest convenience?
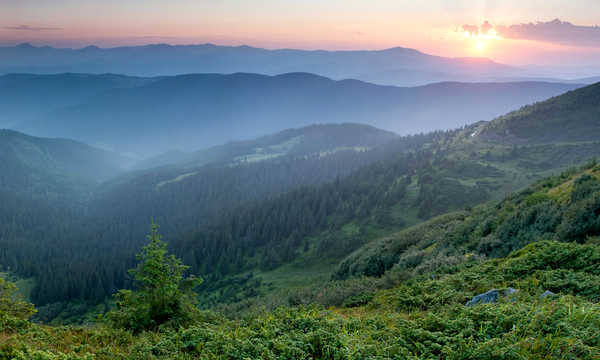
[257,258,337,291]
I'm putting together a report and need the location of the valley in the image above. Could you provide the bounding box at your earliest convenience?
[1,83,599,330]
[1,5,600,356]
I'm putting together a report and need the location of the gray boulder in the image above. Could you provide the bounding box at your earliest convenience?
[466,289,499,307]
[540,290,557,299]
[505,287,519,302]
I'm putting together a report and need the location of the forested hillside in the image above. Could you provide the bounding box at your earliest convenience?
[480,82,600,143]
[1,83,599,324]
[335,161,600,280]
[2,164,600,358]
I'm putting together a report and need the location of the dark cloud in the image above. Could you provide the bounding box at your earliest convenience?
[462,24,479,36]
[4,25,62,31]
[480,21,493,35]
[495,19,600,47]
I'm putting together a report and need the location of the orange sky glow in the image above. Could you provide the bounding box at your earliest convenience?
[1,0,599,70]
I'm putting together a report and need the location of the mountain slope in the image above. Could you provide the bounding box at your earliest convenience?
[478,82,600,144]
[189,79,600,307]
[14,72,581,155]
[3,195,600,358]
[335,82,600,280]
[3,81,600,323]
[0,43,518,86]
[135,123,398,169]
[334,161,600,280]
[0,129,128,193]
[88,124,401,241]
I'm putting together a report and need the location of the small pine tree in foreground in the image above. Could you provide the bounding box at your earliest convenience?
[107,223,202,332]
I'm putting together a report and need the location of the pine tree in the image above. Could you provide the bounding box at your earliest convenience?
[107,223,202,332]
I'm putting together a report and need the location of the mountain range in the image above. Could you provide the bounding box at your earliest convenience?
[4,43,598,86]
[0,43,521,86]
[5,72,582,156]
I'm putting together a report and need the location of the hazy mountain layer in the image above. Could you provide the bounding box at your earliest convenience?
[0,43,518,86]
[9,72,582,156]
[0,73,155,128]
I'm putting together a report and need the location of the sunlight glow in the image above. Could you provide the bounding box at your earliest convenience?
[459,25,503,54]
[475,40,486,52]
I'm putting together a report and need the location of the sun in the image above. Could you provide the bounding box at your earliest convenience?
[475,40,486,52]
[458,24,502,54]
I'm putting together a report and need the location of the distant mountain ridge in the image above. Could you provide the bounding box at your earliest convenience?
[0,43,520,86]
[8,72,582,156]
[0,73,155,128]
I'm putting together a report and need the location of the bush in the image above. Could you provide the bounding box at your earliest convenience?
[0,277,36,321]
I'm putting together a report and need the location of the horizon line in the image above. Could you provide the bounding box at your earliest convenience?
[0,41,503,62]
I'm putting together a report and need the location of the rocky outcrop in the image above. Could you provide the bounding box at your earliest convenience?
[465,288,519,306]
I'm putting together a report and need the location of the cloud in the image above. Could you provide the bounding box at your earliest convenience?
[496,19,600,47]
[460,19,600,48]
[480,21,493,35]
[462,24,479,36]
[4,25,61,31]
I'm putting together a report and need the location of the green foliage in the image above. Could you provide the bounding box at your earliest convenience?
[336,163,600,281]
[2,240,600,359]
[106,224,202,332]
[558,192,600,241]
[0,277,36,321]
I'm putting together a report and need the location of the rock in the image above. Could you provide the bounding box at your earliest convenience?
[465,289,499,307]
[540,290,557,299]
[504,287,519,302]
[504,288,519,296]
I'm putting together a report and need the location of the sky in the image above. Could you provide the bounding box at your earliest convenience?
[2,0,600,72]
